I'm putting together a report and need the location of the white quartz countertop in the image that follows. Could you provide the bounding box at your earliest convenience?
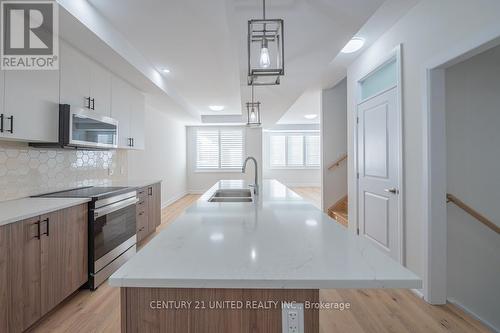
[106,179,161,188]
[0,197,91,226]
[109,180,421,289]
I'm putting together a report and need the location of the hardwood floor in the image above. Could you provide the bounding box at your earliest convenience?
[291,187,322,210]
[29,192,490,333]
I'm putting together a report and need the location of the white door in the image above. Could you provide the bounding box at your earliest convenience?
[111,76,131,148]
[90,63,112,117]
[129,89,145,150]
[3,69,59,142]
[357,87,400,261]
[60,42,91,109]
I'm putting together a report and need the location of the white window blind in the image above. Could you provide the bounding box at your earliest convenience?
[270,135,286,167]
[287,135,304,167]
[196,128,244,170]
[305,135,320,167]
[220,129,244,169]
[196,130,219,169]
[269,132,320,169]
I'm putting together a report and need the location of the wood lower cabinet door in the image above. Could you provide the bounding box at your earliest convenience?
[148,183,161,231]
[0,226,9,333]
[9,217,42,332]
[40,204,88,315]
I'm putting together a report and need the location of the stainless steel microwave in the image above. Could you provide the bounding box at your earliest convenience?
[31,104,118,149]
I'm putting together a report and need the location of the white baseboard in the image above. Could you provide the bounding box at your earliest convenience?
[284,183,321,188]
[410,288,424,299]
[447,298,499,332]
[162,191,188,208]
[187,189,206,194]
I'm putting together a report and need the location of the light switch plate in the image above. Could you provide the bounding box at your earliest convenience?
[282,302,304,333]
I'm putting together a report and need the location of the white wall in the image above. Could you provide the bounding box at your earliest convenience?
[321,79,347,211]
[187,126,262,193]
[262,131,321,188]
[128,102,188,207]
[346,0,500,278]
[445,45,500,331]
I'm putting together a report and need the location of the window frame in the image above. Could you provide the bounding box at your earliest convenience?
[194,127,246,172]
[268,131,320,170]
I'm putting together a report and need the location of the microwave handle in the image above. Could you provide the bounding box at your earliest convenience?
[94,197,139,218]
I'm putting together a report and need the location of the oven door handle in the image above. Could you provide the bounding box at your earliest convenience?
[94,197,139,218]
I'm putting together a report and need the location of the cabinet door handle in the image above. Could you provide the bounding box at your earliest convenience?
[91,98,95,110]
[0,114,3,133]
[132,138,134,147]
[148,187,152,196]
[34,220,41,239]
[86,97,91,109]
[7,116,13,133]
[42,218,50,236]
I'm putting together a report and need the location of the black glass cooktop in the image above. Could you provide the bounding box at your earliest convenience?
[34,186,132,200]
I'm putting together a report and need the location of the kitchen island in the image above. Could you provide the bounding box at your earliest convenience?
[110,180,421,332]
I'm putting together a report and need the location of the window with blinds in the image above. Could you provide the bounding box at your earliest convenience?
[196,128,244,170]
[269,132,320,169]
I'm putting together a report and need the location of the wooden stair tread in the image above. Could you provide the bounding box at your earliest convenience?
[328,196,348,227]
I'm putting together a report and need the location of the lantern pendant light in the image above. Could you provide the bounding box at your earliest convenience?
[247,0,284,86]
[246,84,261,127]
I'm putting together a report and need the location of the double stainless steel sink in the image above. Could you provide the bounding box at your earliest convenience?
[208,189,253,202]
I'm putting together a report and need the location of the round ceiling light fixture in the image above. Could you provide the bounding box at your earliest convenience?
[304,114,318,120]
[341,37,365,54]
[209,105,225,111]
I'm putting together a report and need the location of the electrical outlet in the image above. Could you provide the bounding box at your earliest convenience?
[282,303,304,333]
[108,168,114,176]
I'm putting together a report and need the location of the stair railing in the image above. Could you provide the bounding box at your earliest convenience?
[328,154,347,171]
[446,193,499,234]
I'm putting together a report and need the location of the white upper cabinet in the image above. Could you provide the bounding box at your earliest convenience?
[0,70,4,132]
[2,69,59,142]
[129,89,145,150]
[0,41,144,145]
[110,76,145,150]
[60,42,112,116]
[111,76,131,148]
[90,63,112,117]
[60,42,91,110]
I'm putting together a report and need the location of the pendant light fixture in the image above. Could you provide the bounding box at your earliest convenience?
[248,0,284,86]
[246,84,261,126]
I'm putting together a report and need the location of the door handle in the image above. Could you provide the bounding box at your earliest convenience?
[91,98,95,110]
[0,114,3,133]
[34,220,41,239]
[7,116,13,133]
[41,218,50,236]
[384,188,399,194]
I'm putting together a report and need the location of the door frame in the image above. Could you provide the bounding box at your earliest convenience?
[354,45,404,264]
[422,28,500,304]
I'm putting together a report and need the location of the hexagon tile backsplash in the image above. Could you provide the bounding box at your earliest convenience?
[0,141,128,202]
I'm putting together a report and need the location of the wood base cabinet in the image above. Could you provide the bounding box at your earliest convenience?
[121,288,319,333]
[136,182,161,243]
[0,204,88,332]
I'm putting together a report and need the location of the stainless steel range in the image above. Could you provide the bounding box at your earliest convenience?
[35,187,138,290]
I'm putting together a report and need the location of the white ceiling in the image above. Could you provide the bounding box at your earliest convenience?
[86,0,414,127]
[275,0,419,125]
[277,90,321,125]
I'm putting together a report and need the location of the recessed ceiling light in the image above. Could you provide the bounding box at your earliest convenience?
[209,105,225,111]
[341,37,365,54]
[304,114,318,120]
[161,68,170,74]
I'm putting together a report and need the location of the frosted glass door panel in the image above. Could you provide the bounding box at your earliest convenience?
[360,59,397,100]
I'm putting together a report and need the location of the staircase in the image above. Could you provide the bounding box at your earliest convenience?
[328,196,348,227]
